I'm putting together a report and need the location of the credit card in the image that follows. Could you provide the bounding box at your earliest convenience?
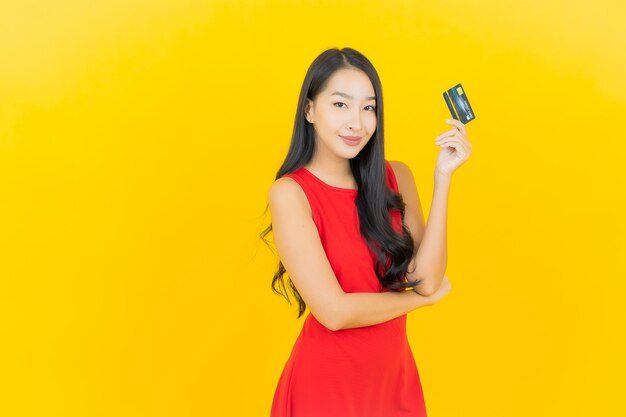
[443,83,475,124]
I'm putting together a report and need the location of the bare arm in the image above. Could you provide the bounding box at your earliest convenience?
[390,161,449,296]
[268,177,433,332]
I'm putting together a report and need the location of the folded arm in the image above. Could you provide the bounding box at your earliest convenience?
[268,177,432,331]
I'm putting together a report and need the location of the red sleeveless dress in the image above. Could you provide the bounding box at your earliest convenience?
[270,160,428,417]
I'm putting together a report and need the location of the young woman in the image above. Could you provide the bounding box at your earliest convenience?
[260,47,472,417]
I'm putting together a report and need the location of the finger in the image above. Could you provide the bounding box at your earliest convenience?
[446,144,467,160]
[439,141,468,160]
[437,139,470,158]
[435,130,462,143]
[436,138,458,147]
[439,140,463,152]
[435,128,461,141]
[445,118,467,136]
[440,126,470,149]
[446,122,468,143]
[446,122,468,145]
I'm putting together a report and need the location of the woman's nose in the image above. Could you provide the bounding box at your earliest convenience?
[347,110,363,130]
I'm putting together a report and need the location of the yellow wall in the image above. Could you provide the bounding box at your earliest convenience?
[1,1,625,416]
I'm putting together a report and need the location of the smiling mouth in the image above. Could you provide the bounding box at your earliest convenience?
[339,135,362,146]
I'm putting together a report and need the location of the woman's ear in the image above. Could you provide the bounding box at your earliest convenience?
[304,99,313,123]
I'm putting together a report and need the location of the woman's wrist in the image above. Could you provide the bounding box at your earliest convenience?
[434,171,452,185]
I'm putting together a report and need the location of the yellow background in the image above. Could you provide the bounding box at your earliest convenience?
[1,1,625,416]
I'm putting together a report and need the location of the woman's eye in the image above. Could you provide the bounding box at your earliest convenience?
[333,102,376,111]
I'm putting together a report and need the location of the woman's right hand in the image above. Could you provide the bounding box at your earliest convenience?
[418,275,452,306]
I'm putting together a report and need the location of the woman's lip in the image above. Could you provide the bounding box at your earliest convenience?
[340,135,362,146]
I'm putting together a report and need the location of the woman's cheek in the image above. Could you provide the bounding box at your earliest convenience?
[366,114,377,132]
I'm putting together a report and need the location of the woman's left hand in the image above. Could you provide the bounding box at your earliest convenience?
[434,118,473,178]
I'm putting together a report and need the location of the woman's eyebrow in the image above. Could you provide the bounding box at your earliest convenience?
[331,91,376,101]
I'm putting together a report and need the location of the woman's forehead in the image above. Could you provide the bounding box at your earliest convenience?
[323,70,375,99]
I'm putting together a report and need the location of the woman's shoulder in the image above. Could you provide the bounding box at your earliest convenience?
[387,160,417,195]
[268,175,312,218]
[387,160,412,178]
[269,174,306,202]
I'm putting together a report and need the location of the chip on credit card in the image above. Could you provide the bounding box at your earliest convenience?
[443,83,475,124]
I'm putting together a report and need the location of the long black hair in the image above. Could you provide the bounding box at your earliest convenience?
[260,47,421,318]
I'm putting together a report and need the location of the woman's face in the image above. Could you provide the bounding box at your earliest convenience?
[305,68,377,161]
